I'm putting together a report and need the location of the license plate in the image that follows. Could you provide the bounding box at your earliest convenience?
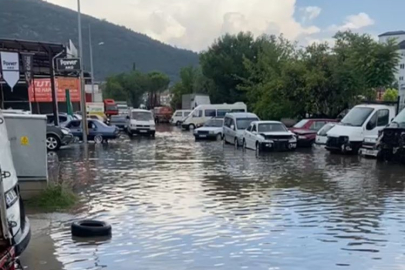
[139,130,147,133]
[298,136,306,139]
[6,190,17,206]
[363,149,376,156]
[199,135,207,138]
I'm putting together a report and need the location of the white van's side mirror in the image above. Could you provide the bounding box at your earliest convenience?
[230,125,235,130]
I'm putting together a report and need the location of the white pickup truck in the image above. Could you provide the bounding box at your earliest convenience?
[325,104,396,154]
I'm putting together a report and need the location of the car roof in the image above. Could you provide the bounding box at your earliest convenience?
[254,120,282,124]
[226,112,258,118]
[131,109,151,113]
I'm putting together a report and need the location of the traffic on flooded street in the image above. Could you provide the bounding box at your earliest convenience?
[20,125,405,270]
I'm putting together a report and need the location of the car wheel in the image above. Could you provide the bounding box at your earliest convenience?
[71,220,112,238]
[216,134,222,141]
[176,121,181,126]
[94,135,103,144]
[46,134,61,151]
[189,124,196,130]
[256,142,261,156]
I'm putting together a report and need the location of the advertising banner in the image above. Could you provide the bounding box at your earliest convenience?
[0,52,20,92]
[21,53,33,86]
[56,58,80,72]
[28,78,81,102]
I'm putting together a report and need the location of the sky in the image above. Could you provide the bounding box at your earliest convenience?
[45,0,405,52]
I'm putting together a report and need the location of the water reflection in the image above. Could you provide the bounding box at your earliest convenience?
[25,126,405,269]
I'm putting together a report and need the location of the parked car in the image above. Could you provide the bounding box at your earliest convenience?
[182,103,247,130]
[46,113,75,127]
[126,109,156,137]
[194,118,224,140]
[46,125,74,151]
[315,123,336,145]
[243,121,297,153]
[223,112,260,147]
[290,119,338,147]
[88,114,107,123]
[376,108,405,162]
[359,136,379,158]
[171,110,192,126]
[109,114,127,130]
[65,119,120,143]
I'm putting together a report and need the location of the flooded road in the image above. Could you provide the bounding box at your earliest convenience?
[22,126,405,270]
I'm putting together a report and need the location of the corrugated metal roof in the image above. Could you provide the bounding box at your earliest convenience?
[379,31,405,37]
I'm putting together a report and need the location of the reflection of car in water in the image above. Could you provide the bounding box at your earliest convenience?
[376,109,405,162]
[243,121,297,153]
[194,118,224,141]
[126,109,156,137]
[290,119,338,147]
[66,119,120,143]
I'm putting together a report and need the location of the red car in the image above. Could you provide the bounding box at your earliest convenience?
[290,119,338,147]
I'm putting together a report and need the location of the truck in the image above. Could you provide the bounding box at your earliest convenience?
[325,102,397,154]
[153,106,173,123]
[182,94,211,110]
[115,101,129,115]
[103,99,119,117]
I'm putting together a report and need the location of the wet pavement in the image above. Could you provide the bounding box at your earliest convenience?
[21,125,405,270]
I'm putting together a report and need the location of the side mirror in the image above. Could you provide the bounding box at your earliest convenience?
[366,121,376,131]
[230,125,235,130]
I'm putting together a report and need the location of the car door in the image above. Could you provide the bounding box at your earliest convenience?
[66,120,82,138]
[223,117,231,143]
[228,118,236,142]
[364,109,389,137]
[245,124,253,148]
[87,120,98,140]
[250,123,258,149]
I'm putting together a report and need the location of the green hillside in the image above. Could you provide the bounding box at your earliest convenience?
[0,0,199,81]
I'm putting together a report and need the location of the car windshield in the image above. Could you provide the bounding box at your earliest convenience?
[341,107,374,127]
[236,118,259,130]
[106,105,118,111]
[294,119,309,128]
[204,119,223,127]
[132,112,153,121]
[318,123,335,136]
[392,108,405,127]
[258,123,286,132]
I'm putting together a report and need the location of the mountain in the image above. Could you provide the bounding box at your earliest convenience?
[0,0,199,81]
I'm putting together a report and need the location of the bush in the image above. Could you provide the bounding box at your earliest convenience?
[29,183,77,211]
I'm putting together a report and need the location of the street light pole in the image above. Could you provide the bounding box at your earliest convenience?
[89,24,95,102]
[78,0,88,144]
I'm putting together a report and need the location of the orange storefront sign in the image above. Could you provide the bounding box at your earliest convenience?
[29,77,81,102]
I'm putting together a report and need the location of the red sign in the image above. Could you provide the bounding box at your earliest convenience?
[29,78,81,102]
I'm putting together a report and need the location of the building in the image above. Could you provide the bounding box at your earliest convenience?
[378,31,405,83]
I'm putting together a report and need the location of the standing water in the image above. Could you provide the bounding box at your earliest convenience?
[22,126,405,270]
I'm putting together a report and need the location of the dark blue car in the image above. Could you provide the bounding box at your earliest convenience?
[65,119,120,143]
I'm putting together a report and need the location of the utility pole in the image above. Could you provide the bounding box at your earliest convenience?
[78,0,88,144]
[89,24,95,102]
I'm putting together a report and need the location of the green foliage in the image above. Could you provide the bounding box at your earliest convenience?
[29,183,77,211]
[0,0,198,81]
[383,88,399,102]
[103,71,170,107]
[170,66,216,109]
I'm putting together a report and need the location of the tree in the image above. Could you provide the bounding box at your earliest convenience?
[383,88,398,102]
[200,32,262,104]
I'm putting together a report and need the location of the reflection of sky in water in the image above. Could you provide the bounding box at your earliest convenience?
[39,127,405,270]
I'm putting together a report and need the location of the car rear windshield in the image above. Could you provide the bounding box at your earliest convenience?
[132,112,153,121]
[236,118,259,130]
[294,119,309,128]
[204,119,223,127]
[106,105,118,111]
[258,123,286,132]
[341,107,374,127]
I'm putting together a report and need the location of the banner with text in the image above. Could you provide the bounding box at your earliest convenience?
[28,78,81,102]
[0,52,20,91]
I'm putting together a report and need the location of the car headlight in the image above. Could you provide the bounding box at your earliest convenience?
[209,131,215,134]
[289,136,297,142]
[365,138,376,143]
[61,128,70,135]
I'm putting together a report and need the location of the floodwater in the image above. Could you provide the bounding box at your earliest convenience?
[21,126,405,270]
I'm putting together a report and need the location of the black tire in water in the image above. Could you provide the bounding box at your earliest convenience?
[71,220,112,238]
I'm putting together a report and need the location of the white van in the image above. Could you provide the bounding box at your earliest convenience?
[223,112,260,147]
[170,110,192,126]
[181,102,247,130]
[326,104,396,154]
[0,110,30,256]
[126,109,156,137]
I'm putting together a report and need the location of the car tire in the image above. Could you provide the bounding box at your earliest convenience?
[176,121,181,126]
[189,124,195,130]
[256,142,261,156]
[151,132,156,138]
[234,138,239,149]
[46,134,61,151]
[94,135,103,144]
[71,220,112,238]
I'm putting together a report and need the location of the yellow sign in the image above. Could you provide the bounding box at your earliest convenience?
[20,136,29,146]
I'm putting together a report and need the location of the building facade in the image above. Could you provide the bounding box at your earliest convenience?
[378,31,405,83]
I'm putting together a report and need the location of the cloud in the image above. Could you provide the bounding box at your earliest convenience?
[46,0,320,51]
[328,12,375,32]
[301,6,322,22]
